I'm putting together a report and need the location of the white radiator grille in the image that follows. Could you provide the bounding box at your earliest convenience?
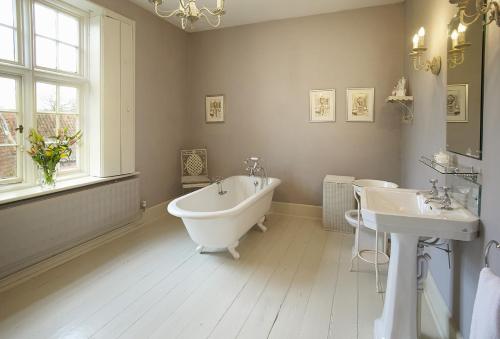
[322,175,355,233]
[0,177,140,279]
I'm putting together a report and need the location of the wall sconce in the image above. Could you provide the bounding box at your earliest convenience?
[409,27,442,75]
[448,23,471,68]
[449,0,500,27]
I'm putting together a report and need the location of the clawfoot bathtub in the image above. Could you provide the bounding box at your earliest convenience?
[167,175,281,259]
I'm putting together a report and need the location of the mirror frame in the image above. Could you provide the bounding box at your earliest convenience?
[446,17,486,160]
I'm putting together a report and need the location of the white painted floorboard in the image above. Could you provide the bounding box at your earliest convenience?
[0,213,441,339]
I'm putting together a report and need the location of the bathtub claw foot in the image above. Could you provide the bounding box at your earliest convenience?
[228,243,240,260]
[196,245,204,253]
[257,221,267,232]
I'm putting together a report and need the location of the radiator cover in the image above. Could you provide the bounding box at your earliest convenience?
[0,177,140,279]
[322,175,355,233]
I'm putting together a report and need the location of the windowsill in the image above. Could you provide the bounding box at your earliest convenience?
[0,172,140,206]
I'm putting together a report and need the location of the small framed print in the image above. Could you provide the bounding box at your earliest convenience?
[447,84,468,123]
[346,88,375,122]
[309,89,336,122]
[205,95,224,123]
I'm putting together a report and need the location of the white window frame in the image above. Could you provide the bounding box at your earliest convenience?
[32,0,84,76]
[0,0,23,65]
[0,0,89,193]
[33,78,83,174]
[0,72,23,184]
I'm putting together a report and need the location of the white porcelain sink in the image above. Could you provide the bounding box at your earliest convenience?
[361,187,478,241]
[360,187,479,339]
[352,179,398,195]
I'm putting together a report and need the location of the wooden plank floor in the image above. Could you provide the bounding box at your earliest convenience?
[0,213,441,339]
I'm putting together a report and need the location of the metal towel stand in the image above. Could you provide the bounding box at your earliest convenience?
[485,240,500,268]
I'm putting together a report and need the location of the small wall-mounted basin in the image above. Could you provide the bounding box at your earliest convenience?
[360,187,479,339]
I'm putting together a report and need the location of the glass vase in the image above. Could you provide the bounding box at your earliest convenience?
[38,165,58,189]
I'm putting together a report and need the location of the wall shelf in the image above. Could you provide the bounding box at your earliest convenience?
[419,156,479,183]
[386,96,414,122]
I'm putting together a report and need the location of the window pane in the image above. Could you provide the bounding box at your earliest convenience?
[0,112,17,144]
[34,3,56,39]
[59,86,77,113]
[35,36,57,69]
[0,26,15,61]
[0,76,16,110]
[36,82,57,113]
[0,146,17,179]
[59,114,78,135]
[58,12,79,46]
[60,146,77,171]
[36,113,56,137]
[58,44,78,73]
[0,0,15,27]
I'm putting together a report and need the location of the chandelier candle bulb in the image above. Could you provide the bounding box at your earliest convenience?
[451,30,459,49]
[457,23,467,44]
[418,27,425,47]
[413,34,419,49]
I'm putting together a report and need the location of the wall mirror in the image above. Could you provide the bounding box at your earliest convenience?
[446,10,485,160]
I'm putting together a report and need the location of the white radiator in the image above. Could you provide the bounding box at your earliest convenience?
[0,177,140,279]
[322,175,355,233]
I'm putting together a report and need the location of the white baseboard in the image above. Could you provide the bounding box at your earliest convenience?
[423,272,463,339]
[270,201,322,219]
[0,200,171,293]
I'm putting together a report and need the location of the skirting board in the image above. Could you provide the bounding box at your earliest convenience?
[270,201,322,219]
[423,272,463,339]
[0,200,171,293]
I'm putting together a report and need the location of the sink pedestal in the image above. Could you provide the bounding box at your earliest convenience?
[374,233,419,339]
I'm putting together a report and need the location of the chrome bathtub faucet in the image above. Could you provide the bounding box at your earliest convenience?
[213,176,227,195]
[244,157,269,189]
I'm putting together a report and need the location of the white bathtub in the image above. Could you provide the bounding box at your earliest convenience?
[167,175,281,259]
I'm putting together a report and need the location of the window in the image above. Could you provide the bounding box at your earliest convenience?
[34,2,80,74]
[0,0,87,189]
[0,0,19,62]
[35,81,80,171]
[0,74,21,183]
[0,0,135,193]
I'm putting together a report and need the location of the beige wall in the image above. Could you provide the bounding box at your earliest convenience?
[402,0,500,337]
[91,0,189,206]
[186,4,405,205]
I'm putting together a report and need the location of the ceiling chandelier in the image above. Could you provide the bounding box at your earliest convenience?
[449,0,500,26]
[149,0,226,30]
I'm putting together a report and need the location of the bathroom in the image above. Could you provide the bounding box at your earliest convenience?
[0,0,498,338]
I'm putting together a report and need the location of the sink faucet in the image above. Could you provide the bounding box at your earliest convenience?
[213,176,227,195]
[423,186,453,210]
[440,186,453,210]
[417,179,439,198]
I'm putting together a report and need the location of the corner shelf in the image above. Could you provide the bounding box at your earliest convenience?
[386,96,414,122]
[419,156,479,182]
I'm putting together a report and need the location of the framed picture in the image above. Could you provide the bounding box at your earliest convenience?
[205,95,224,123]
[346,88,375,122]
[309,89,336,122]
[447,84,468,122]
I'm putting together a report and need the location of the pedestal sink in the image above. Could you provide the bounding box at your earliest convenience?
[360,187,479,339]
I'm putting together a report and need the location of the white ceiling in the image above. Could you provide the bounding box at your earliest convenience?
[130,0,404,32]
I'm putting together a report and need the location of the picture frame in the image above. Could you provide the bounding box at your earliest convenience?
[346,88,375,122]
[309,89,336,122]
[205,95,224,123]
[447,84,468,123]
